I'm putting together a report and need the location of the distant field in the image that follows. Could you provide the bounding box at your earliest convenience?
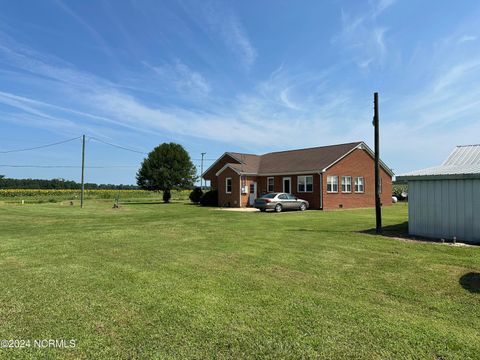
[0,201,478,359]
[0,189,190,203]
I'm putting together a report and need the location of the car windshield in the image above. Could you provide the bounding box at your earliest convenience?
[260,193,277,199]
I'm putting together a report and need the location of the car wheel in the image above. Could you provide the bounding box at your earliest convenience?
[274,204,282,213]
[260,208,266,212]
[299,203,307,211]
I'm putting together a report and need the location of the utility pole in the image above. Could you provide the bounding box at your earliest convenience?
[80,134,85,208]
[200,152,206,190]
[373,93,382,234]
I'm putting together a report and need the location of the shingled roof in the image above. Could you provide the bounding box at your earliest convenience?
[257,142,362,174]
[207,141,386,176]
[226,153,261,174]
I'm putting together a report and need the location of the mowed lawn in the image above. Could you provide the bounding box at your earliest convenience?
[0,200,479,360]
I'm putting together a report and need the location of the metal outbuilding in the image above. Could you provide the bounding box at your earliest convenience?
[397,145,480,243]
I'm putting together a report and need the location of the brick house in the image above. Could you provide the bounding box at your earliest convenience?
[202,141,393,210]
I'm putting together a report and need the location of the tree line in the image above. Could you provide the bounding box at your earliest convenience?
[0,175,138,190]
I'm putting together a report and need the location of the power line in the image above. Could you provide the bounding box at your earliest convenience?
[0,134,217,170]
[0,134,216,160]
[89,138,217,160]
[0,136,81,154]
[0,164,138,168]
[89,137,148,155]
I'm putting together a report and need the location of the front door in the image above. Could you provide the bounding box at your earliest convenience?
[249,182,257,206]
[283,177,291,194]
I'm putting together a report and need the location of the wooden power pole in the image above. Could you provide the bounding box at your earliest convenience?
[80,134,85,208]
[200,152,206,190]
[373,93,382,234]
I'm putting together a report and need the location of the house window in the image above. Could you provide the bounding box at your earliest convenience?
[225,177,232,193]
[342,176,352,193]
[267,177,274,192]
[354,177,364,193]
[298,175,313,192]
[327,176,338,193]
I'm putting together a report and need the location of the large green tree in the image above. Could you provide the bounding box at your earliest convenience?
[136,143,196,202]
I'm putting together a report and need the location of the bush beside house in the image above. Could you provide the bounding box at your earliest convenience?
[200,190,218,206]
[189,187,203,204]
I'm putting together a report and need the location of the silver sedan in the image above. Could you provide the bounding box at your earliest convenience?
[254,193,309,212]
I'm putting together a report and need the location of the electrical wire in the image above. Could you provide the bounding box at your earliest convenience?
[0,134,215,160]
[89,138,215,160]
[89,137,148,155]
[0,134,215,172]
[0,164,138,168]
[0,136,81,154]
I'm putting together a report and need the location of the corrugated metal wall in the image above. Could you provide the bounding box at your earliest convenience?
[408,179,480,243]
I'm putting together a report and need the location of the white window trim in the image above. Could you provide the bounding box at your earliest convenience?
[327,175,338,193]
[267,177,275,192]
[225,177,232,194]
[342,176,352,193]
[354,176,365,193]
[297,175,313,193]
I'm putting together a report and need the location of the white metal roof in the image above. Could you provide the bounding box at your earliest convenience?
[397,145,480,180]
[443,144,480,166]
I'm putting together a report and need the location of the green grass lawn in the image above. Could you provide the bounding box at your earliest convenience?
[0,200,478,359]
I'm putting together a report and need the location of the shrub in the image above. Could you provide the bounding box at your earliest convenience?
[189,187,203,204]
[163,189,172,203]
[200,190,218,207]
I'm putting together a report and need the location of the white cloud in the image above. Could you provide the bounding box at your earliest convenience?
[223,16,257,69]
[379,55,480,172]
[199,2,257,70]
[433,60,480,93]
[373,27,387,59]
[358,58,374,68]
[143,59,211,98]
[458,34,477,43]
[372,0,396,17]
[334,0,394,69]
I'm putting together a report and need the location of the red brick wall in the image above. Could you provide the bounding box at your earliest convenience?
[217,168,241,207]
[203,154,240,189]
[322,148,392,210]
[240,176,258,207]
[257,174,322,209]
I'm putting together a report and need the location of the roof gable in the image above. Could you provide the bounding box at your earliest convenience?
[202,153,242,179]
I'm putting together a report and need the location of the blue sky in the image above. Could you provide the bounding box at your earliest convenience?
[1,0,480,184]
